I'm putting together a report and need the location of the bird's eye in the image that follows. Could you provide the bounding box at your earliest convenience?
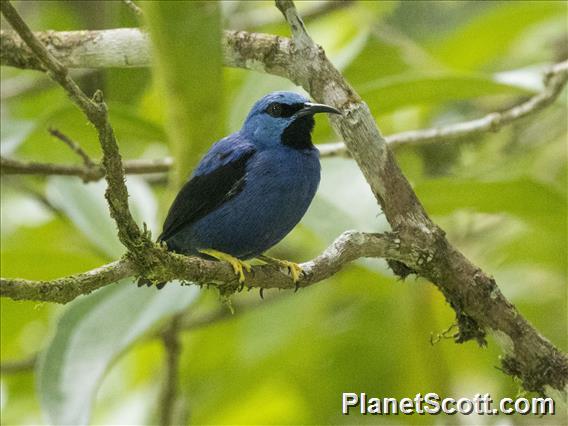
[266,102,283,117]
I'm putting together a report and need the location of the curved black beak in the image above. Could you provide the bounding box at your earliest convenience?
[296,102,341,118]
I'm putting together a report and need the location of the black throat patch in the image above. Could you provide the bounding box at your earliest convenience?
[281,115,316,150]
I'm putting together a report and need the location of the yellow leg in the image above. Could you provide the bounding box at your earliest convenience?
[258,255,303,283]
[199,249,252,283]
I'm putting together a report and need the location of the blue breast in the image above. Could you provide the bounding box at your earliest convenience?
[184,146,320,258]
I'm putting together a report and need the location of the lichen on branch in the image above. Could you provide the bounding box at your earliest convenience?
[0,0,566,400]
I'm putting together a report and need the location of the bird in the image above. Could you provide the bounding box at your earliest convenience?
[141,91,341,289]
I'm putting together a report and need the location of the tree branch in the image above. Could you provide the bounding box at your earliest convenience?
[0,294,281,376]
[49,128,97,168]
[2,27,566,156]
[0,28,150,70]
[387,61,568,148]
[273,0,568,398]
[1,1,147,257]
[1,155,173,182]
[0,231,405,304]
[319,61,568,155]
[122,0,143,17]
[0,259,133,304]
[1,1,566,398]
[2,56,566,183]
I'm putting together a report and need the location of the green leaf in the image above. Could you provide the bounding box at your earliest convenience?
[228,1,383,133]
[305,158,388,238]
[503,228,567,271]
[38,154,196,425]
[415,178,567,235]
[307,1,394,71]
[38,280,199,426]
[144,1,223,189]
[343,34,420,87]
[428,1,565,70]
[0,116,34,156]
[358,72,532,115]
[46,176,157,259]
[15,103,165,165]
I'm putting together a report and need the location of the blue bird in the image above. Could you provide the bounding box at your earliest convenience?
[146,91,340,288]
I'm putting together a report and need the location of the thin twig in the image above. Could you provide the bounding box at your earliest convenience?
[1,0,566,398]
[1,1,146,255]
[49,128,96,168]
[229,0,353,30]
[274,0,568,397]
[0,231,406,304]
[387,62,568,148]
[320,62,568,155]
[159,315,183,426]
[2,60,565,179]
[122,0,143,17]
[1,156,173,182]
[0,294,283,376]
[0,354,38,374]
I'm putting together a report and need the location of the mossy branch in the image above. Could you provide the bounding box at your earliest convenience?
[0,231,405,303]
[0,0,566,400]
[274,0,568,399]
[1,0,147,257]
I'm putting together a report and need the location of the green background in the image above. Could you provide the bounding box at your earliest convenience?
[1,1,566,424]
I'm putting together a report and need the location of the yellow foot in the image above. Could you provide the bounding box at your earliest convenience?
[199,249,251,283]
[258,255,303,283]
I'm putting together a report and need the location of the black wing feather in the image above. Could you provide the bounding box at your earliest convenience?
[158,150,255,242]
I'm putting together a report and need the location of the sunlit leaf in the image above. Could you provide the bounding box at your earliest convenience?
[46,176,157,259]
[38,281,199,426]
[144,1,223,189]
[415,177,566,235]
[0,187,52,237]
[0,116,34,156]
[428,1,565,70]
[304,158,388,238]
[359,73,532,115]
[15,103,165,165]
[228,1,385,132]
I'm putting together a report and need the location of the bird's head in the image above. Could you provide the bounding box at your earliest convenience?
[241,91,341,150]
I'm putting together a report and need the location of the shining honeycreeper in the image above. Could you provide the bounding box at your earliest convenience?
[142,91,340,287]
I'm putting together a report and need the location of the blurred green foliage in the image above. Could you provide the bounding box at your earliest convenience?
[144,1,223,191]
[1,1,566,425]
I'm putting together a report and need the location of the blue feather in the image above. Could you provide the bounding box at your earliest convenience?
[160,91,340,260]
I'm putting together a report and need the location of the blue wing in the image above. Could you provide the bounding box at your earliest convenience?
[159,134,256,243]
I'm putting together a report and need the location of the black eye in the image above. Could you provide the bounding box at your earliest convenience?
[266,102,283,117]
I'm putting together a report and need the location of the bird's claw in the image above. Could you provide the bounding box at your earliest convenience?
[258,255,303,283]
[227,259,251,284]
[279,260,302,283]
[199,249,251,284]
